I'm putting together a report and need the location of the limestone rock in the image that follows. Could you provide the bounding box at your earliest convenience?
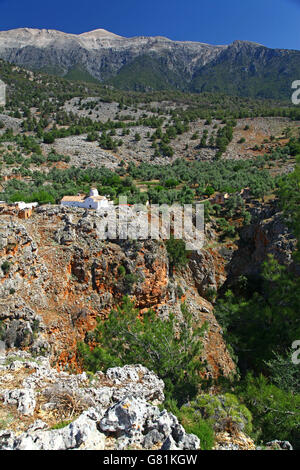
[2,388,36,416]
[13,414,105,450]
[266,440,293,451]
[100,397,200,450]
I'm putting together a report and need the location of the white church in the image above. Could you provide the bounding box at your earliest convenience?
[61,188,112,211]
[0,79,6,106]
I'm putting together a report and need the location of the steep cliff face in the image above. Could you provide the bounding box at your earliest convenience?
[0,206,235,378]
[227,200,298,280]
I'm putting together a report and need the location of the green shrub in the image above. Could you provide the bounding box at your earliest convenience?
[187,393,253,436]
[176,284,184,298]
[178,406,215,450]
[51,420,73,430]
[77,298,207,406]
[117,265,126,277]
[1,261,10,275]
[123,273,139,293]
[86,131,98,142]
[164,178,179,189]
[238,374,300,449]
[265,350,300,394]
[217,218,236,238]
[166,236,188,272]
[204,287,217,303]
[43,132,55,144]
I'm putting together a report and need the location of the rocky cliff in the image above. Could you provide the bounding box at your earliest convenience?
[0,203,296,451]
[227,200,298,280]
[0,205,235,378]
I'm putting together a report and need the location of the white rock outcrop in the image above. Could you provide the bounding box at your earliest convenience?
[0,351,200,451]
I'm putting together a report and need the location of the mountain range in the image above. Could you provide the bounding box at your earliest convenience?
[0,27,300,99]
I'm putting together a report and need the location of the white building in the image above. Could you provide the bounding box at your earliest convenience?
[14,201,39,210]
[61,188,112,210]
[0,79,6,107]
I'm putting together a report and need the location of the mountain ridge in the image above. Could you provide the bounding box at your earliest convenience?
[0,27,299,99]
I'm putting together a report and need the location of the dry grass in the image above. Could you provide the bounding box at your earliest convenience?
[0,367,36,390]
[41,386,91,422]
[0,403,35,434]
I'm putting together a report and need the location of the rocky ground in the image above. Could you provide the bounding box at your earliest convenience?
[1,97,299,179]
[39,99,300,169]
[41,135,121,170]
[0,353,199,450]
[0,351,291,451]
[0,114,22,134]
[223,117,300,161]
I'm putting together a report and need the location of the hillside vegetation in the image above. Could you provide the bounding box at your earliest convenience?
[0,59,299,450]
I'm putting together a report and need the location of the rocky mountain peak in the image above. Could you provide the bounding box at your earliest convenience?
[78,28,124,39]
[230,39,264,48]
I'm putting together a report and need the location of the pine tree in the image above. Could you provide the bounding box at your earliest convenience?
[78,297,207,405]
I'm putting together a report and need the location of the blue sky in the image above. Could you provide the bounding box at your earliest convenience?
[1,0,300,50]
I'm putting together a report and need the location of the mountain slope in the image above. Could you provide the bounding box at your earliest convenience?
[0,28,300,98]
[109,54,189,91]
[0,28,224,84]
[191,40,300,99]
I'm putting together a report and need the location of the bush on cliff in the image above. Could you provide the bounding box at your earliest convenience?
[186,393,253,436]
[277,155,300,258]
[77,297,207,406]
[166,235,188,273]
[176,406,215,450]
